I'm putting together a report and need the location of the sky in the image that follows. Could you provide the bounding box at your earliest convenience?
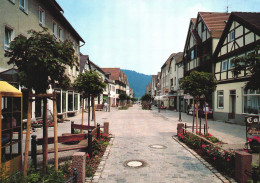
[56,0,260,75]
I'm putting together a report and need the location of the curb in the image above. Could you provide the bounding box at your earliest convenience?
[172,136,237,183]
[86,134,115,183]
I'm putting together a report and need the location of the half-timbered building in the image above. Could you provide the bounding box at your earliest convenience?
[213,12,260,124]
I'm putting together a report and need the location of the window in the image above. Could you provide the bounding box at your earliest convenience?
[58,27,63,41]
[19,0,28,13]
[222,60,228,71]
[39,7,45,26]
[229,59,235,69]
[52,22,57,38]
[230,30,235,41]
[4,27,14,50]
[170,79,173,86]
[191,50,194,60]
[174,77,177,86]
[8,0,15,4]
[202,23,207,32]
[243,89,260,114]
[217,90,224,108]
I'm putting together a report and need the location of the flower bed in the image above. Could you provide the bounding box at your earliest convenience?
[85,133,110,178]
[248,136,260,153]
[178,131,236,177]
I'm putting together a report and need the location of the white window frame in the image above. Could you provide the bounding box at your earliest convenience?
[4,26,14,51]
[58,27,63,41]
[39,7,45,27]
[229,59,235,69]
[230,30,235,42]
[52,21,58,38]
[217,90,224,109]
[19,0,28,14]
[222,60,228,71]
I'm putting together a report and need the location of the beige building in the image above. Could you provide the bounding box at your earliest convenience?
[0,0,85,119]
[213,12,260,125]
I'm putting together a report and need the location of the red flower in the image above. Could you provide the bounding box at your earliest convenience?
[87,153,89,158]
[226,158,230,162]
[213,157,216,161]
[207,150,210,153]
[101,138,104,141]
[202,144,206,148]
[218,141,221,144]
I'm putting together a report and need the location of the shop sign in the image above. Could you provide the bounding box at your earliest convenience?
[184,95,193,99]
[245,115,260,135]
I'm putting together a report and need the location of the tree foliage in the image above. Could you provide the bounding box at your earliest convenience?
[180,71,217,99]
[5,29,78,94]
[141,93,152,101]
[73,71,106,97]
[119,93,128,101]
[232,46,260,90]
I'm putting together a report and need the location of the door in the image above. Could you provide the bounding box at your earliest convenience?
[229,90,236,119]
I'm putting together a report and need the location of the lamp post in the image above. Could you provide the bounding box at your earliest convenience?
[108,91,111,112]
[178,91,182,122]
[158,91,161,113]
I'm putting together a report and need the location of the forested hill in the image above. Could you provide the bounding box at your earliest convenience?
[121,69,152,98]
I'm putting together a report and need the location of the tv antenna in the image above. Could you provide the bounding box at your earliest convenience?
[226,0,229,13]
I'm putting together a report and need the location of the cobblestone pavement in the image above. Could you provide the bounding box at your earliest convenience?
[99,105,222,183]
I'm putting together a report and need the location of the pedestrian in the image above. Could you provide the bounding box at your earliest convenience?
[104,101,108,112]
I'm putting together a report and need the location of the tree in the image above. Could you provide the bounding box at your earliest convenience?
[119,93,128,106]
[5,29,77,94]
[5,29,78,175]
[232,45,260,90]
[141,93,152,102]
[180,71,217,133]
[73,71,106,126]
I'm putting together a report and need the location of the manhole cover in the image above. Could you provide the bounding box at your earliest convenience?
[149,144,167,149]
[124,160,146,168]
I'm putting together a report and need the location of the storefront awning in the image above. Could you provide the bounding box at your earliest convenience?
[154,95,168,101]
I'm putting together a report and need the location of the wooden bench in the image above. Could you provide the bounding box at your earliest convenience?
[29,123,99,169]
[95,104,103,111]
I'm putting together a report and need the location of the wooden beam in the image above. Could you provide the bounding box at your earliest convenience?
[23,94,32,176]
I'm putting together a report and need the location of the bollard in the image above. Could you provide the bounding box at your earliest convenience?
[71,121,74,134]
[104,122,109,135]
[72,153,85,183]
[235,151,252,183]
[177,123,184,136]
[88,130,92,158]
[204,124,206,135]
[97,123,100,140]
[31,135,37,169]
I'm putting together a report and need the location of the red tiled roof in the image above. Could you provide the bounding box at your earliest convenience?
[102,68,120,81]
[199,12,230,35]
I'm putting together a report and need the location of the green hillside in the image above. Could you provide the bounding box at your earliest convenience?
[121,69,152,98]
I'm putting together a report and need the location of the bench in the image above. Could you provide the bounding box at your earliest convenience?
[29,123,99,169]
[95,104,103,111]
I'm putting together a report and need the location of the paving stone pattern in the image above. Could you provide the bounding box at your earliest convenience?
[99,105,223,183]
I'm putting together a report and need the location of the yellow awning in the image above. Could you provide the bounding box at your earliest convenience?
[0,81,21,96]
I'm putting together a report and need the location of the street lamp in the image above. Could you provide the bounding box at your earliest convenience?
[158,92,161,113]
[178,91,182,122]
[108,90,111,112]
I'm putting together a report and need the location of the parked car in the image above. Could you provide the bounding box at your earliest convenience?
[186,106,213,118]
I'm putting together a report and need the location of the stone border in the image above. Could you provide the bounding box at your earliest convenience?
[85,135,115,183]
[172,136,237,183]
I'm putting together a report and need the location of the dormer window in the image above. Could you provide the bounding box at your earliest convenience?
[230,30,235,41]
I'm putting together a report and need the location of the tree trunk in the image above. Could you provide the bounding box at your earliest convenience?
[81,98,84,134]
[23,93,32,176]
[42,97,48,175]
[93,96,97,127]
[53,92,58,171]
[91,96,94,121]
[196,100,199,133]
[192,100,195,132]
[88,94,90,126]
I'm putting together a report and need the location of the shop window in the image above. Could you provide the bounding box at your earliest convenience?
[68,92,73,111]
[62,91,66,113]
[243,89,260,114]
[74,93,78,110]
[217,90,224,108]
